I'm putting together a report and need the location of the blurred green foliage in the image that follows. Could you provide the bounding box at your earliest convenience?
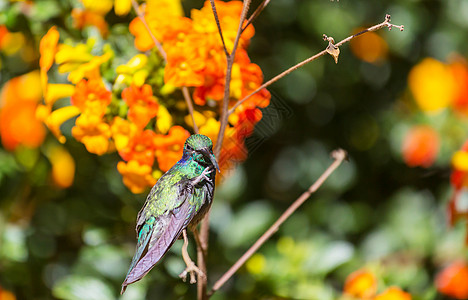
[1,0,468,299]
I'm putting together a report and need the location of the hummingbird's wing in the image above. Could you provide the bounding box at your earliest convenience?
[121,173,208,292]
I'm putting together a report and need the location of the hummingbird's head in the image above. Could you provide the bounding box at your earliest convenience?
[184,134,220,172]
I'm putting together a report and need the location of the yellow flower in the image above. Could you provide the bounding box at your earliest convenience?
[199,117,220,144]
[55,43,94,68]
[81,0,113,14]
[45,84,75,106]
[184,110,207,129]
[115,54,149,86]
[55,41,113,83]
[146,0,184,19]
[117,160,157,193]
[114,0,132,16]
[41,106,81,143]
[72,113,111,155]
[408,58,456,113]
[156,105,173,134]
[246,253,266,275]
[452,150,468,172]
[47,144,75,188]
[111,117,138,152]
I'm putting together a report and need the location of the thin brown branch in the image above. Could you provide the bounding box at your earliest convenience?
[197,212,210,300]
[198,3,252,299]
[131,0,167,62]
[228,14,404,115]
[213,0,252,158]
[208,149,348,296]
[209,0,230,56]
[242,0,271,33]
[182,87,199,134]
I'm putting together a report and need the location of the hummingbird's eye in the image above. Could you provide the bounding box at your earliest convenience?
[186,145,193,151]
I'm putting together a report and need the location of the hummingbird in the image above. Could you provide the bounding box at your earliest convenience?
[121,134,220,294]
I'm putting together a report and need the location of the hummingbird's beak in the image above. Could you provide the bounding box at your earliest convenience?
[201,148,220,173]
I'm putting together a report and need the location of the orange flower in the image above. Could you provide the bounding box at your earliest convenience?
[0,286,16,300]
[191,1,254,52]
[154,125,190,172]
[402,125,440,168]
[71,8,109,37]
[350,29,388,64]
[0,71,45,151]
[343,269,377,299]
[129,18,157,52]
[436,261,468,299]
[218,127,248,173]
[374,287,411,300]
[71,78,112,116]
[72,113,111,155]
[117,160,157,193]
[119,129,157,166]
[164,45,205,87]
[111,117,138,152]
[122,84,159,129]
[128,1,188,51]
[231,107,262,140]
[39,26,59,91]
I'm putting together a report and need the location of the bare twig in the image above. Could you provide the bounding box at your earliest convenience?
[197,213,210,300]
[213,0,252,157]
[209,0,230,56]
[242,0,271,33]
[131,0,167,61]
[228,14,404,115]
[196,2,252,299]
[208,149,348,296]
[182,87,199,134]
[131,0,199,134]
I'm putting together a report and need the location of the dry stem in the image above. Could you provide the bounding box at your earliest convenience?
[228,14,404,115]
[208,149,348,296]
[242,0,271,33]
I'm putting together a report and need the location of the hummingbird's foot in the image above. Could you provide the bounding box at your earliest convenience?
[192,166,214,186]
[179,259,206,284]
[179,229,206,284]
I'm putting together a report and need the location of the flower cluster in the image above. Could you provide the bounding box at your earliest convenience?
[400,57,468,169]
[37,0,270,193]
[130,0,270,170]
[343,269,411,300]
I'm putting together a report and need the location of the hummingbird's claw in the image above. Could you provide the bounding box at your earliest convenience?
[179,229,206,284]
[179,261,206,284]
[192,166,214,186]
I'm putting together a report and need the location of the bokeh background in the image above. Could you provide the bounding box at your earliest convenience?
[1,0,468,299]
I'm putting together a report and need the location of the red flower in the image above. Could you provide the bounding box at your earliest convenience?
[402,125,440,168]
[436,261,468,299]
